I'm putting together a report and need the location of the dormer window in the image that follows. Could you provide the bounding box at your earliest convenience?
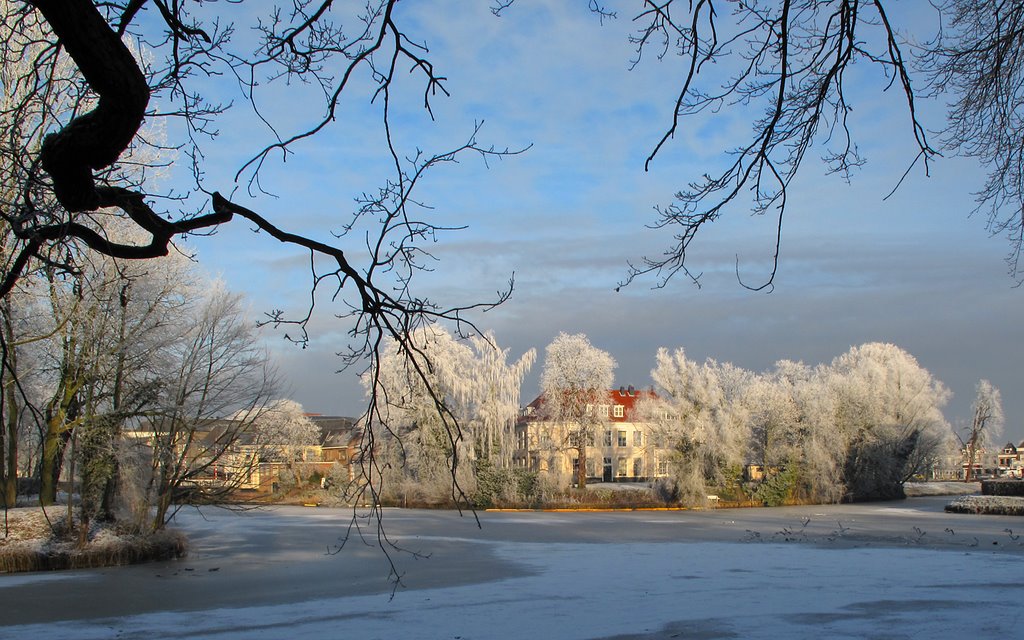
[613,405,624,418]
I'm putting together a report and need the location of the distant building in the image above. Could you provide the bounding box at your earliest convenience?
[309,415,364,483]
[127,413,363,495]
[997,441,1024,478]
[513,386,671,484]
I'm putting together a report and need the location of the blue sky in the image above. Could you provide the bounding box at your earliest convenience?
[178,1,1023,443]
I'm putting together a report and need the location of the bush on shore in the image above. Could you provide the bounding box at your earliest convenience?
[1,508,187,574]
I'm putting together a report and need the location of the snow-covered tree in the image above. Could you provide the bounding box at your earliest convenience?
[746,360,809,472]
[22,226,194,517]
[540,332,615,489]
[365,326,534,502]
[464,334,537,465]
[643,348,752,505]
[963,380,1004,481]
[243,399,320,462]
[824,343,953,500]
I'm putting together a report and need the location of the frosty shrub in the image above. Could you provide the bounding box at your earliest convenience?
[472,461,541,508]
[643,348,751,506]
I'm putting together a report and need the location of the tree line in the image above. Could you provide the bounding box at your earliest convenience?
[0,228,324,534]
[2,0,1020,526]
[368,331,1005,508]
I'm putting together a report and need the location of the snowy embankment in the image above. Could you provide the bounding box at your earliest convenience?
[902,481,979,497]
[1,507,186,572]
[903,482,1024,515]
[946,495,1024,516]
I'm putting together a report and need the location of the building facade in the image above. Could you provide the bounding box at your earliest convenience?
[513,386,671,484]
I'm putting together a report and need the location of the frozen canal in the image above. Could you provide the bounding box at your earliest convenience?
[2,497,1023,638]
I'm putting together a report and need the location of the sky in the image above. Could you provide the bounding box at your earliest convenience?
[175,1,1023,443]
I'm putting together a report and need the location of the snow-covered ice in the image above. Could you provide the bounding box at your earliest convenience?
[2,499,1022,639]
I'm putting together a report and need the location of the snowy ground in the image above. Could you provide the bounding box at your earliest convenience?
[902,481,980,497]
[2,497,1023,639]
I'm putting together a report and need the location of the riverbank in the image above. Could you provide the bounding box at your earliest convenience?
[2,497,1023,638]
[1,508,186,573]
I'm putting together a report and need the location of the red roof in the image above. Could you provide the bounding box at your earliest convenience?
[524,386,656,422]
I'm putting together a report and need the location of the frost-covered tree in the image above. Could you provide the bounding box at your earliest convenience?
[540,332,616,489]
[643,348,751,505]
[144,284,277,530]
[824,343,953,500]
[464,334,537,465]
[365,326,534,502]
[242,399,320,462]
[747,360,809,472]
[743,360,840,504]
[962,380,1004,482]
[0,0,114,509]
[14,224,193,521]
[0,0,180,516]
[371,326,474,495]
[0,278,42,507]
[644,342,955,506]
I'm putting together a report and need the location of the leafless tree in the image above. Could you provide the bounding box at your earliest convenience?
[961,379,1004,482]
[502,0,1024,289]
[609,0,936,290]
[142,285,278,530]
[0,1,524,547]
[920,0,1024,280]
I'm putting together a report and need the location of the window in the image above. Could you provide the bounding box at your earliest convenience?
[617,456,627,476]
[633,458,643,477]
[604,430,613,446]
[617,430,627,447]
[633,431,643,447]
[613,404,625,418]
[657,461,669,476]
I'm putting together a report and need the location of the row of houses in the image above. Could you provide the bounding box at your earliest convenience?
[129,415,364,495]
[967,441,1024,478]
